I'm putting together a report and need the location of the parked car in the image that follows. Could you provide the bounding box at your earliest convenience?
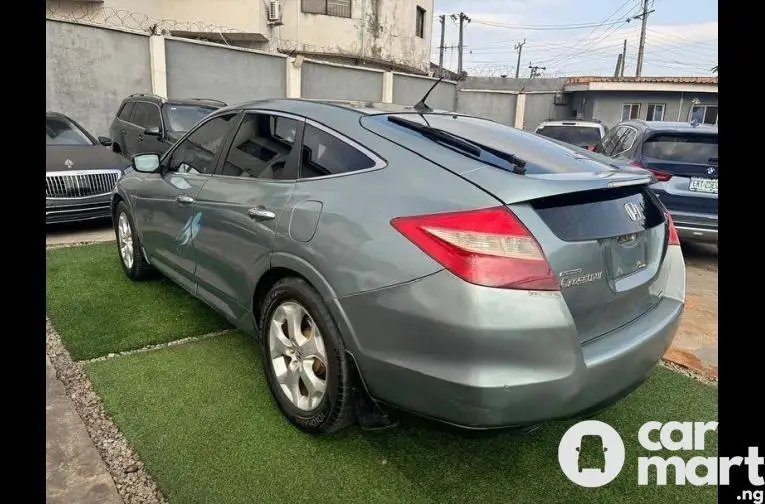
[595,120,718,245]
[46,112,128,224]
[534,119,607,151]
[111,98,685,435]
[109,94,226,159]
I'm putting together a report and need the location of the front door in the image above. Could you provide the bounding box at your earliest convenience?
[128,101,168,156]
[193,111,304,323]
[132,112,240,292]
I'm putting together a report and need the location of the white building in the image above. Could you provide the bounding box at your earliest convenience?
[47,0,435,74]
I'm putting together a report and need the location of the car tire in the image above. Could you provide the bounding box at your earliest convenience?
[259,277,355,435]
[114,201,154,281]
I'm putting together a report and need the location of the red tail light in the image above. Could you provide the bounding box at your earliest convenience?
[630,160,672,182]
[666,213,680,246]
[391,207,560,291]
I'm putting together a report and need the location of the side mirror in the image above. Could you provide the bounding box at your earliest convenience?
[144,126,162,137]
[132,153,161,173]
[98,136,113,147]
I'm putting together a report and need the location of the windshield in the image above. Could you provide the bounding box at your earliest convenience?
[46,116,94,146]
[165,104,218,132]
[642,133,718,164]
[535,125,602,146]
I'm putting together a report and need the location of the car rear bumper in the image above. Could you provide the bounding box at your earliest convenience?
[668,210,717,244]
[335,246,685,429]
[46,196,113,224]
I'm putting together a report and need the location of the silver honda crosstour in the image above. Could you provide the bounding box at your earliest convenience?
[110,94,686,435]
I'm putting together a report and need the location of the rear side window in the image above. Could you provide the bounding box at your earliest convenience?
[536,126,602,146]
[641,133,718,164]
[299,124,376,179]
[118,102,135,121]
[131,102,161,129]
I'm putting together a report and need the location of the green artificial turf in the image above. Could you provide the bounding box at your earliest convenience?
[87,333,718,504]
[46,243,230,360]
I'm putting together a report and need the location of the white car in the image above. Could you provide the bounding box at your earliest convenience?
[534,120,607,151]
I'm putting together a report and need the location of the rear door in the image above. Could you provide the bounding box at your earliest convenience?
[637,131,718,217]
[192,111,304,323]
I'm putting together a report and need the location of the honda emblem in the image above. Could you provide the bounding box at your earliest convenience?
[624,202,643,222]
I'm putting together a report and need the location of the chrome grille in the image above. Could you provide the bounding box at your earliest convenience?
[46,170,121,199]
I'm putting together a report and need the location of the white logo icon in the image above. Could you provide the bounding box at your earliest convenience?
[558,420,626,488]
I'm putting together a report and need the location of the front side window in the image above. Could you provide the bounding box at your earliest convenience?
[299,124,376,178]
[46,116,94,146]
[621,103,640,121]
[131,102,162,130]
[302,0,351,18]
[220,113,302,180]
[166,114,237,175]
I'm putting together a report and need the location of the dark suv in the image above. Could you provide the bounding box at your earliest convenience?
[595,120,718,245]
[109,94,226,158]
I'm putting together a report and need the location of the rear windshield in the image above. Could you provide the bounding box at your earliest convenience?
[535,125,602,146]
[164,104,218,132]
[46,116,94,146]
[365,113,618,176]
[642,133,718,164]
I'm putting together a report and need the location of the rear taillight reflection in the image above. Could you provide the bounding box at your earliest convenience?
[391,207,560,291]
[666,213,680,246]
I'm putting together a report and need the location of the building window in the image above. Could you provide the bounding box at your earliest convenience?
[302,0,351,18]
[689,105,718,125]
[621,103,640,121]
[416,6,426,38]
[646,104,665,121]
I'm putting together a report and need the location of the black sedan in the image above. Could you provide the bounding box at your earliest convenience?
[46,112,129,224]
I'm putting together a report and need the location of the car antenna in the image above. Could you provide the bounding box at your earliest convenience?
[413,76,444,113]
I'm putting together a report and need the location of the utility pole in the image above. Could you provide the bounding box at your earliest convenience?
[613,54,623,77]
[514,39,526,79]
[437,15,446,76]
[454,12,470,77]
[529,63,545,78]
[635,0,650,77]
[620,39,627,77]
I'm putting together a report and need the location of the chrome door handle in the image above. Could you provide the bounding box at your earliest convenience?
[247,206,276,220]
[176,195,194,205]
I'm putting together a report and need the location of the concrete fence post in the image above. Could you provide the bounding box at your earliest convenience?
[382,72,394,103]
[148,35,167,97]
[286,56,303,98]
[514,93,527,129]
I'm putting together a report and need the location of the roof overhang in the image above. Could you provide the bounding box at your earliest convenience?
[564,81,717,94]
[171,31,269,44]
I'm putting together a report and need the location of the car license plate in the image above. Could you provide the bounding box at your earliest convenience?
[607,232,647,279]
[689,177,718,194]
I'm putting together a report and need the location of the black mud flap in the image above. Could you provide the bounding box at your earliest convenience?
[346,351,399,431]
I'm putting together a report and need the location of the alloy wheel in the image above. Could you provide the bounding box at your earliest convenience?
[269,301,328,412]
[117,212,134,269]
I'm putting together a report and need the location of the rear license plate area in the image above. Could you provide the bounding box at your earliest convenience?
[689,177,718,194]
[606,232,647,279]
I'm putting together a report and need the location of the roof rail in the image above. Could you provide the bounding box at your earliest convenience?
[187,98,227,105]
[128,93,164,100]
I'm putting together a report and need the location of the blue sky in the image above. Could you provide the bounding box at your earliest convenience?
[431,0,718,77]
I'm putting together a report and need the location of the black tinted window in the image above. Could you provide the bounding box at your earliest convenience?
[118,102,135,121]
[612,128,637,156]
[536,126,602,146]
[221,114,301,179]
[300,125,376,178]
[642,133,718,164]
[167,114,236,175]
[131,102,161,129]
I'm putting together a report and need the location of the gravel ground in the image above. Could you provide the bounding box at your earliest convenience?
[46,318,167,504]
[660,359,717,386]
